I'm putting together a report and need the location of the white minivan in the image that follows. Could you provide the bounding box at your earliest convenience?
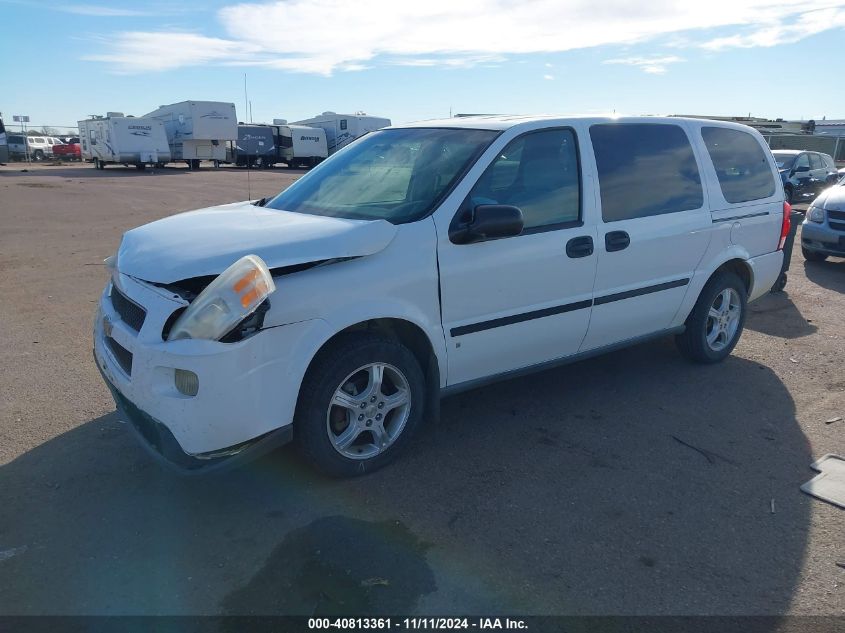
[94,116,789,476]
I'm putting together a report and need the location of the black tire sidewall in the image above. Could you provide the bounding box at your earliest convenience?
[295,334,427,477]
[681,272,747,363]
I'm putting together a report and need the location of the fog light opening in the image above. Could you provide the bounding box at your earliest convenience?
[174,369,199,396]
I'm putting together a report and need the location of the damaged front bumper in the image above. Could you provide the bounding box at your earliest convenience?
[96,356,292,474]
[92,272,329,474]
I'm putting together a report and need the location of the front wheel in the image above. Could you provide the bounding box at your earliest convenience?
[802,247,827,262]
[676,271,747,364]
[784,186,793,204]
[295,334,426,477]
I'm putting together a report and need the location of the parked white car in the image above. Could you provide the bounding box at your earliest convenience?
[94,116,788,476]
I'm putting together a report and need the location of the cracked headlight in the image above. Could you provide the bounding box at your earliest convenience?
[167,254,275,341]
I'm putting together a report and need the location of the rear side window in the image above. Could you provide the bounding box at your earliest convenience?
[809,153,823,169]
[590,123,703,222]
[701,127,775,203]
[823,154,835,169]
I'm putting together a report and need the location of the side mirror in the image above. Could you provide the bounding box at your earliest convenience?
[794,165,810,173]
[450,204,524,244]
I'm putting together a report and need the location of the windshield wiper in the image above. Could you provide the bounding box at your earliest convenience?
[253,197,268,207]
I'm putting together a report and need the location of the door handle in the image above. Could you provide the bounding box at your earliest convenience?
[605,230,630,252]
[566,235,594,258]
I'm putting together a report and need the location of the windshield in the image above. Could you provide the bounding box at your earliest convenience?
[265,127,499,223]
[772,152,797,169]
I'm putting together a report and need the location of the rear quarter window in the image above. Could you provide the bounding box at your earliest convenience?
[701,127,776,204]
[590,123,703,222]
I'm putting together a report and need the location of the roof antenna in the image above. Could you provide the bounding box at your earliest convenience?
[244,73,251,200]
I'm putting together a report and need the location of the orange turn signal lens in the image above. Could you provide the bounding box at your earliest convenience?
[233,268,261,293]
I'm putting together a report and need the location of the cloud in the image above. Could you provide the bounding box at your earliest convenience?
[83,32,260,72]
[603,55,685,74]
[86,0,845,74]
[543,74,555,80]
[702,7,845,49]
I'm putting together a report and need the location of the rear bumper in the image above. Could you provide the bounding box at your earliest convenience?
[747,251,784,302]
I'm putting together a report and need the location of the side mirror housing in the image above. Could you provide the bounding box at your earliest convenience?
[450,204,524,244]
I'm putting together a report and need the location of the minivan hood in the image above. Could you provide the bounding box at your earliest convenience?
[117,201,398,284]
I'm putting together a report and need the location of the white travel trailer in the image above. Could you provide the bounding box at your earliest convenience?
[143,101,237,168]
[272,120,328,167]
[292,112,390,155]
[78,114,171,170]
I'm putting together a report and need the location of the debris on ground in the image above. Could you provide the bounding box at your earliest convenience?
[825,417,842,425]
[800,454,845,509]
[360,577,390,587]
[0,545,28,562]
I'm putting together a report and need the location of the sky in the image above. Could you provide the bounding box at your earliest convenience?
[2,0,845,134]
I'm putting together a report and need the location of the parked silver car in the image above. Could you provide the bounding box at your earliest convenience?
[802,177,845,261]
[6,134,54,160]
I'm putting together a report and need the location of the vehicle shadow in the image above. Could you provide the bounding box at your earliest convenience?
[802,259,845,293]
[744,291,817,339]
[0,340,813,618]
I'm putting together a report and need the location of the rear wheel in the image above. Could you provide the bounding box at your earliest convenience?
[135,163,145,171]
[802,247,827,262]
[295,333,426,477]
[33,150,44,161]
[676,271,747,364]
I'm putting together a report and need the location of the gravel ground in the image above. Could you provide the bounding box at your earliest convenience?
[0,162,842,616]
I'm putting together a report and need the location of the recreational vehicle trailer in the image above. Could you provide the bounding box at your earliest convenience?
[292,112,390,155]
[143,101,237,168]
[78,114,171,170]
[272,120,328,167]
[225,124,277,168]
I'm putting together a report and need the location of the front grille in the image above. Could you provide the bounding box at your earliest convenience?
[110,286,146,332]
[828,209,845,222]
[829,221,845,232]
[106,336,133,376]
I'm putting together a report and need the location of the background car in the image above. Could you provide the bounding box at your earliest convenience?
[6,135,54,161]
[801,176,845,262]
[52,137,81,161]
[772,149,840,204]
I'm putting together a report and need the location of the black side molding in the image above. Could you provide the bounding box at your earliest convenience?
[594,278,689,306]
[450,278,690,337]
[450,299,591,337]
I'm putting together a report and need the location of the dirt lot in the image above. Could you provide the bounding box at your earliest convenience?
[0,162,842,616]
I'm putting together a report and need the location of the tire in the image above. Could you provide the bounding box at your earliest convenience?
[771,273,787,293]
[93,158,99,169]
[135,163,145,171]
[295,333,427,477]
[802,247,827,262]
[784,185,793,204]
[33,150,44,161]
[675,271,747,364]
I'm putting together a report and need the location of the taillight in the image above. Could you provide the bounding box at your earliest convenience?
[778,201,791,250]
